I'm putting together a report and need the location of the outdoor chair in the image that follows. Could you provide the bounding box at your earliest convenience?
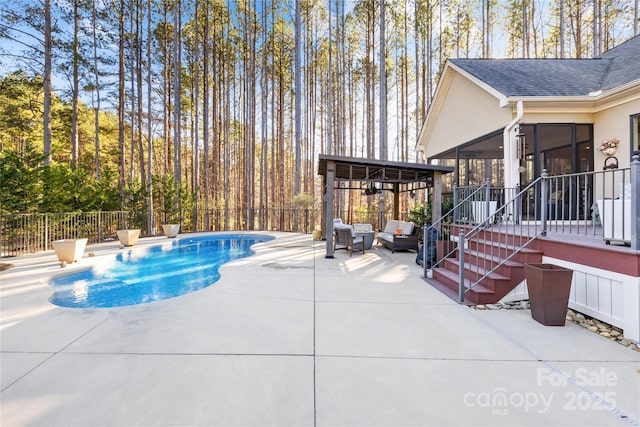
[334,226,365,256]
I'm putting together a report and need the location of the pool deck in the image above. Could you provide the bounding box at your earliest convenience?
[1,231,639,426]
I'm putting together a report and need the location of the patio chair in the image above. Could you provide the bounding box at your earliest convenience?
[334,226,365,256]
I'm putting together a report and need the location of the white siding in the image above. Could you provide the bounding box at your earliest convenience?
[501,257,639,342]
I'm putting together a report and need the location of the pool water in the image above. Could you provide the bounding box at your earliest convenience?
[49,234,273,308]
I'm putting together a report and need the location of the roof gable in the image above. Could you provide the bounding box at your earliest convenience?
[449,34,640,98]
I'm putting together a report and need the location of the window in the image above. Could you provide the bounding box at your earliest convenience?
[632,114,640,154]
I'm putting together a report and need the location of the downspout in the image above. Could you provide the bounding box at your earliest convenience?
[503,101,524,192]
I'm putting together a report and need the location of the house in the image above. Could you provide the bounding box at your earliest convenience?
[416,35,640,343]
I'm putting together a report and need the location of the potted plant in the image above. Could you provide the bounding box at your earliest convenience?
[159,176,182,238]
[162,199,181,237]
[162,223,180,238]
[52,238,88,266]
[116,229,141,246]
[406,201,432,241]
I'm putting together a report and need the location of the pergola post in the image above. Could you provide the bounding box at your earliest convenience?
[325,160,335,258]
[393,183,400,219]
[432,171,442,223]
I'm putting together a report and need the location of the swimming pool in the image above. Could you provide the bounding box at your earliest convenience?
[49,234,274,308]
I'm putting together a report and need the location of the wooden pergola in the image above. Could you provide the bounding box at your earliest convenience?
[317,154,454,258]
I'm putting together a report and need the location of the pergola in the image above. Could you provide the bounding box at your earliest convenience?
[317,154,454,258]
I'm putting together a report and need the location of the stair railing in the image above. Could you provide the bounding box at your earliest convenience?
[421,183,489,279]
[426,163,637,304]
[456,177,546,302]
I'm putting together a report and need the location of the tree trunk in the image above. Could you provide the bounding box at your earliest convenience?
[118,0,126,204]
[71,0,79,168]
[173,0,182,218]
[92,0,101,180]
[147,0,154,235]
[294,0,301,195]
[203,0,210,231]
[43,0,52,165]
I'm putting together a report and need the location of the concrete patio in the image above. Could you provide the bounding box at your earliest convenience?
[1,232,639,426]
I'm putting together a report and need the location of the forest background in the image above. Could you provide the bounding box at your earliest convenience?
[1,0,639,234]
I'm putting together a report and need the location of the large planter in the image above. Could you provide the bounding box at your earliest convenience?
[524,263,573,326]
[116,229,141,246]
[162,224,180,238]
[52,238,88,264]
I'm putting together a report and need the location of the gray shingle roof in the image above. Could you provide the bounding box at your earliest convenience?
[598,35,640,90]
[450,35,640,97]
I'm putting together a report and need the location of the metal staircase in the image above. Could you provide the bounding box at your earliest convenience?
[421,177,546,304]
[422,165,636,304]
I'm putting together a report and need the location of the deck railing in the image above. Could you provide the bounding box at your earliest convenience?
[451,163,637,245]
[434,153,640,303]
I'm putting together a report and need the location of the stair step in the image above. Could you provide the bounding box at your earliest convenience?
[450,225,535,246]
[443,258,510,282]
[466,241,543,263]
[462,248,523,267]
[432,268,495,294]
[429,268,501,305]
[425,277,469,304]
[467,238,543,254]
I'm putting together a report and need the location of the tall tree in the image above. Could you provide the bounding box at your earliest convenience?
[91,0,102,179]
[117,0,126,203]
[202,0,210,231]
[294,0,302,194]
[379,0,387,161]
[146,0,154,234]
[43,0,52,165]
[71,0,80,168]
[173,0,182,187]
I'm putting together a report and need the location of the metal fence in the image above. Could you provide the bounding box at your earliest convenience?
[0,211,128,257]
[0,207,407,257]
[171,208,322,235]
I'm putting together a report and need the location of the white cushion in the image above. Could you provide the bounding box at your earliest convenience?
[402,222,414,235]
[384,220,400,234]
[378,233,393,243]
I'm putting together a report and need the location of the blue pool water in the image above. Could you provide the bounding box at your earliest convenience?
[49,234,273,308]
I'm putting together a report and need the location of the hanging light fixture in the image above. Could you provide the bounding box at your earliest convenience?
[364,183,378,196]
